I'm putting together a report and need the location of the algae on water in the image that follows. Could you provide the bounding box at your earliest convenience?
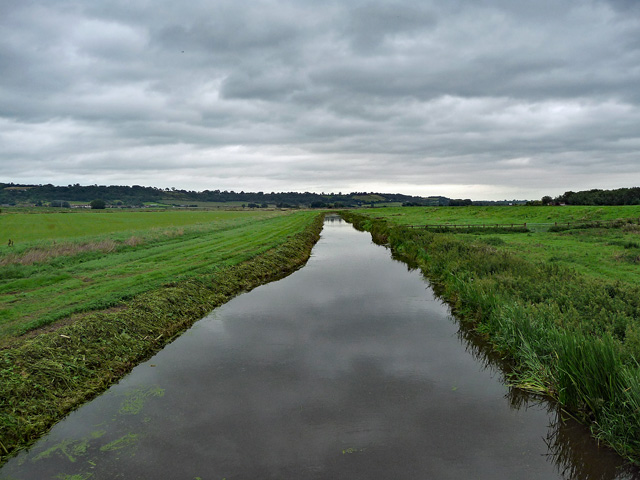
[118,385,165,415]
[99,433,139,453]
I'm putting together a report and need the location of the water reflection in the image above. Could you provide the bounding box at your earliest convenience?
[455,280,638,480]
[1,217,638,479]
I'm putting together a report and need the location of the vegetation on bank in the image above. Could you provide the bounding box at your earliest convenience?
[0,210,304,338]
[341,208,640,462]
[0,210,324,464]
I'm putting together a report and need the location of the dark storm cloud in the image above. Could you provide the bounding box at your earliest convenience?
[1,0,639,199]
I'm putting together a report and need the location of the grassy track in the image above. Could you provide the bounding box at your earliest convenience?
[343,207,640,462]
[0,210,324,464]
[0,210,311,338]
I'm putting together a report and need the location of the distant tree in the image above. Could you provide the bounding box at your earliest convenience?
[90,199,106,209]
[449,199,473,207]
[541,195,553,205]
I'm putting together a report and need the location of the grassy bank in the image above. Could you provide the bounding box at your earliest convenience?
[341,208,640,462]
[0,211,324,464]
[0,210,308,338]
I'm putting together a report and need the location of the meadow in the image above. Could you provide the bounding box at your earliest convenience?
[362,205,640,284]
[0,208,323,461]
[0,209,306,339]
[343,205,640,462]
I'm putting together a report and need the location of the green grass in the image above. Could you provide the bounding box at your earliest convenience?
[342,208,640,462]
[366,205,640,227]
[0,211,324,464]
[0,209,279,245]
[355,206,640,285]
[0,210,316,339]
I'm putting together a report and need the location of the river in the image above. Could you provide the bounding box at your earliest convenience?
[1,216,637,479]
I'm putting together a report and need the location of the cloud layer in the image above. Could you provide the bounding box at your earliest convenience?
[1,0,639,199]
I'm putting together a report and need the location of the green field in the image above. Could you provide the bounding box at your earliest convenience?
[358,205,640,284]
[0,209,316,339]
[0,209,280,245]
[368,204,640,226]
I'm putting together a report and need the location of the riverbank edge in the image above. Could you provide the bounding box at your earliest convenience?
[340,211,640,463]
[0,213,324,465]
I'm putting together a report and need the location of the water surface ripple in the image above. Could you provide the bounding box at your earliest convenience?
[2,217,638,479]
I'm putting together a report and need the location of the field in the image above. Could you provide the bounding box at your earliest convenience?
[0,208,324,462]
[0,209,314,340]
[343,206,640,461]
[361,205,640,284]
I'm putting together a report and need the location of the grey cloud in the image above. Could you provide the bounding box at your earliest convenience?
[1,0,639,199]
[346,2,438,52]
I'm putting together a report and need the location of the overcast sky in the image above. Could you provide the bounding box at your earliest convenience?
[1,0,639,199]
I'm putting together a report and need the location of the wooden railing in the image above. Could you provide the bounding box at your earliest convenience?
[405,217,640,231]
[407,223,527,230]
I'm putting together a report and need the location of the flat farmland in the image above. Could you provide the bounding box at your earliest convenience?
[357,205,640,284]
[0,209,317,339]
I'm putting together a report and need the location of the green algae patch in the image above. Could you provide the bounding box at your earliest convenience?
[0,213,324,466]
[118,386,165,415]
[32,430,105,464]
[53,473,93,480]
[99,433,139,453]
[33,439,88,464]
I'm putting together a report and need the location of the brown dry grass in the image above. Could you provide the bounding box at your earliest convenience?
[0,239,120,266]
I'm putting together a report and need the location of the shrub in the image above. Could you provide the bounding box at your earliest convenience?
[90,199,106,210]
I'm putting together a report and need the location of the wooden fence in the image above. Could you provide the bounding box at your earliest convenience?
[407,223,527,230]
[405,217,640,231]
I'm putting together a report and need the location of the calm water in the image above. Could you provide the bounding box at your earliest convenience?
[2,217,637,479]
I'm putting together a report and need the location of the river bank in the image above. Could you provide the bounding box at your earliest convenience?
[340,210,640,463]
[0,213,324,464]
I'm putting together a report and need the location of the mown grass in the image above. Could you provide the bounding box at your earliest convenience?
[0,209,279,245]
[342,208,640,463]
[0,210,324,464]
[0,210,309,339]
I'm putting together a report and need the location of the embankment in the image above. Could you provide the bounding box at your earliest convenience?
[0,213,324,464]
[341,211,640,463]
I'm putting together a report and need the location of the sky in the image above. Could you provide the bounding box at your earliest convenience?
[1,0,639,200]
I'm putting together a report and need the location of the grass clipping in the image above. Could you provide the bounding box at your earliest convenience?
[0,214,323,464]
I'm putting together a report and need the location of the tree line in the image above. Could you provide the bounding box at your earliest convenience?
[532,187,640,206]
[0,183,445,208]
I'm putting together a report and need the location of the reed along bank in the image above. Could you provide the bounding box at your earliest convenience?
[340,210,640,463]
[0,212,324,464]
